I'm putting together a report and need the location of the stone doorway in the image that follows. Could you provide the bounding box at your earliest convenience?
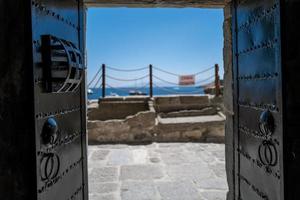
[84,1,233,199]
[2,1,299,199]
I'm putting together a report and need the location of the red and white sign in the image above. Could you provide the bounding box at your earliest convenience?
[179,75,195,86]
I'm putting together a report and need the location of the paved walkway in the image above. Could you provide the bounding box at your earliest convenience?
[88,143,228,200]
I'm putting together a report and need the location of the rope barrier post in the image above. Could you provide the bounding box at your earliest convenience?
[214,64,220,97]
[102,64,106,98]
[149,64,153,97]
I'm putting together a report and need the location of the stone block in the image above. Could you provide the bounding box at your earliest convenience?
[89,193,120,200]
[196,177,228,190]
[120,165,164,181]
[89,167,119,182]
[200,190,227,200]
[91,150,110,160]
[156,181,201,200]
[210,162,227,178]
[89,99,149,120]
[166,164,214,181]
[182,130,204,140]
[121,181,159,200]
[89,182,119,194]
[153,95,210,113]
[107,149,133,166]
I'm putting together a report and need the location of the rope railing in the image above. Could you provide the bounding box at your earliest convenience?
[88,68,102,87]
[152,66,181,77]
[153,75,178,86]
[106,74,149,82]
[153,65,215,77]
[88,63,221,98]
[193,66,215,76]
[92,74,102,89]
[195,75,215,85]
[106,65,148,72]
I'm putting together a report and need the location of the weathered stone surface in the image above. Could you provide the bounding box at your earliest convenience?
[88,96,225,144]
[181,130,204,140]
[88,110,156,144]
[88,120,131,143]
[154,95,210,113]
[89,182,119,193]
[200,190,227,200]
[121,181,159,200]
[89,167,119,182]
[196,177,228,190]
[155,115,225,142]
[159,107,218,118]
[149,157,160,163]
[166,164,214,181]
[156,181,201,200]
[88,143,228,199]
[222,2,234,200]
[88,97,149,120]
[120,165,164,180]
[210,162,227,178]
[132,149,148,164]
[107,149,133,166]
[89,193,120,200]
[126,111,156,131]
[91,150,110,160]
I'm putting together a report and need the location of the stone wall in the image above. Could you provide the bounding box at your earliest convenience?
[88,97,149,120]
[88,96,225,143]
[223,2,234,200]
[88,109,156,144]
[153,95,210,113]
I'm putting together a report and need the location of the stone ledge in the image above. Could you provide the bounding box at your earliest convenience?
[88,111,225,143]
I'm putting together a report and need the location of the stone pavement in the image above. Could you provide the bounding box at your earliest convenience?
[88,143,228,200]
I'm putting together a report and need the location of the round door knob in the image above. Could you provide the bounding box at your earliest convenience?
[42,117,58,145]
[259,110,275,137]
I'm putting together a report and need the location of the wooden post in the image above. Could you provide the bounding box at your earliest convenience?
[102,64,106,98]
[149,64,153,97]
[215,64,220,97]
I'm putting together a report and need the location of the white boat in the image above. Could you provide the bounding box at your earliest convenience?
[87,89,93,94]
[110,92,119,97]
[129,90,147,96]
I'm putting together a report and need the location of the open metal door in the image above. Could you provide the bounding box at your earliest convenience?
[31,0,88,199]
[232,0,283,199]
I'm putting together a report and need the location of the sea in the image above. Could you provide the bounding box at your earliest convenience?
[88,86,205,100]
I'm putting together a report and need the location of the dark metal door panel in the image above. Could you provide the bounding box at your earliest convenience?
[31,0,88,199]
[233,0,283,199]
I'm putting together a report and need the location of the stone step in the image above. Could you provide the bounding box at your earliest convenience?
[159,107,218,118]
[157,114,225,125]
[155,113,225,143]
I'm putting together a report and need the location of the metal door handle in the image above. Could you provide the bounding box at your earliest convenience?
[42,117,59,145]
[259,110,275,137]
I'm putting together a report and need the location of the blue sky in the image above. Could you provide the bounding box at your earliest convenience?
[86,8,224,87]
